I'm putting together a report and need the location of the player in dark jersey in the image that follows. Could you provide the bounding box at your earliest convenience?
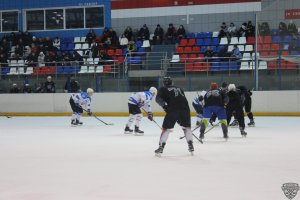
[199,82,229,139]
[230,85,255,127]
[154,77,194,156]
[209,82,228,125]
[226,84,247,136]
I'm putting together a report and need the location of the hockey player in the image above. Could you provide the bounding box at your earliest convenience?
[237,85,255,127]
[229,85,255,127]
[199,82,228,139]
[209,82,228,125]
[226,84,247,136]
[69,88,94,126]
[155,77,194,156]
[192,90,206,126]
[124,87,157,136]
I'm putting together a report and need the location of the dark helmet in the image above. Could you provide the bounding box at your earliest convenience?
[163,76,172,86]
[222,82,228,88]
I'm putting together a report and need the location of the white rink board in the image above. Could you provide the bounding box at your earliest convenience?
[1,91,300,113]
[0,116,300,200]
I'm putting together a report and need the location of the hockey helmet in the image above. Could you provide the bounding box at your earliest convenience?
[210,82,218,90]
[163,77,172,87]
[228,84,236,91]
[149,87,157,96]
[222,82,228,89]
[87,88,94,96]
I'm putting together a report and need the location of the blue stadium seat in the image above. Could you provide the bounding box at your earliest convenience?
[197,32,205,38]
[229,61,238,70]
[56,66,64,74]
[284,35,292,43]
[196,39,204,46]
[217,45,225,52]
[200,46,207,53]
[187,32,195,39]
[212,38,220,45]
[1,67,10,75]
[204,38,212,45]
[272,36,281,43]
[211,46,217,53]
[204,32,213,38]
[291,51,299,56]
[137,47,146,55]
[135,41,143,48]
[271,29,278,36]
[220,62,229,70]
[210,63,220,71]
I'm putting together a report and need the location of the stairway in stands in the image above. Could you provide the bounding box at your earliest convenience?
[144,45,176,70]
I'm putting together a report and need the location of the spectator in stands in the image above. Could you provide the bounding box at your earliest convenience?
[101,27,111,43]
[36,83,45,93]
[218,22,228,39]
[38,52,45,67]
[228,22,237,38]
[21,31,32,46]
[0,38,10,54]
[44,51,57,67]
[86,29,96,45]
[31,43,39,55]
[0,53,8,67]
[109,27,118,46]
[10,83,20,93]
[279,22,288,38]
[238,22,247,37]
[90,41,99,58]
[44,37,55,51]
[246,21,255,37]
[53,37,60,50]
[218,46,230,61]
[204,46,214,61]
[124,26,133,41]
[26,52,38,67]
[177,25,186,43]
[23,83,32,93]
[32,36,38,46]
[13,44,23,59]
[258,22,271,36]
[60,51,72,66]
[127,41,137,54]
[137,24,150,41]
[24,45,31,58]
[119,34,129,48]
[288,20,298,39]
[288,42,300,52]
[64,75,80,93]
[166,23,177,44]
[72,51,84,66]
[98,51,113,65]
[231,45,242,68]
[153,24,164,45]
[44,76,56,93]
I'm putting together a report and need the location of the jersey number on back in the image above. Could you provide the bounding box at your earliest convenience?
[168,88,184,97]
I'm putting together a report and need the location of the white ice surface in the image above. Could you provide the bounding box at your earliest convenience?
[0,116,300,200]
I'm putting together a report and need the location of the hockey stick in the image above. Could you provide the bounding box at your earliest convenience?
[82,108,114,125]
[180,122,220,141]
[0,113,12,118]
[179,126,203,144]
[141,108,162,130]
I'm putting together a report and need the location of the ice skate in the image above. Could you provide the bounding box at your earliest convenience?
[209,119,215,126]
[124,126,133,134]
[199,133,204,140]
[155,143,165,157]
[188,141,194,156]
[76,119,83,126]
[229,119,238,127]
[71,119,78,127]
[134,126,144,136]
[241,130,247,137]
[248,120,255,127]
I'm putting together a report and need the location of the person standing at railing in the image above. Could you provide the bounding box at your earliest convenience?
[44,76,56,93]
[231,45,242,69]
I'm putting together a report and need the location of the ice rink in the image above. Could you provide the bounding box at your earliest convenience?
[0,116,300,200]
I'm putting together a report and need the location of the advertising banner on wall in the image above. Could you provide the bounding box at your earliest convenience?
[285,9,300,19]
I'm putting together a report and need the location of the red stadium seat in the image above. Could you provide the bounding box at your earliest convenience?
[179,39,188,46]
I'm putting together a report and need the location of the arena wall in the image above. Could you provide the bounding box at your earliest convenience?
[0,91,299,116]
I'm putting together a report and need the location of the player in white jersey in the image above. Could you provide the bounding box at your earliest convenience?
[124,87,157,135]
[69,88,94,126]
[192,90,206,126]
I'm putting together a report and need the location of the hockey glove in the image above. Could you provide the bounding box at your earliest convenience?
[147,112,153,121]
[162,105,168,112]
[87,109,93,116]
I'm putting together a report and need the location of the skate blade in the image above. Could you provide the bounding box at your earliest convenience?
[124,131,133,134]
[134,133,144,136]
[190,152,194,156]
[71,124,78,127]
[155,153,162,157]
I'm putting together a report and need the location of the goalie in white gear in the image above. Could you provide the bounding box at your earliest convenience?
[69,88,94,126]
[124,87,157,135]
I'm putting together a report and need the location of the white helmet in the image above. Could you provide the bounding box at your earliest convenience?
[87,88,94,96]
[149,87,157,96]
[228,84,236,91]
